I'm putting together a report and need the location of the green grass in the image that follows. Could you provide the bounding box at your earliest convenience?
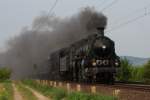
[22,80,66,100]
[0,80,13,100]
[15,81,37,100]
[65,92,117,100]
[22,80,117,100]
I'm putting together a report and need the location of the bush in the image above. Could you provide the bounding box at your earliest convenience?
[143,60,150,83]
[130,67,144,82]
[0,68,11,82]
[116,58,132,82]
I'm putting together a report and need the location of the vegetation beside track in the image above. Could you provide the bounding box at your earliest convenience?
[22,80,117,100]
[66,92,117,100]
[15,81,37,100]
[0,80,13,100]
[22,80,67,100]
[0,68,11,82]
[0,67,13,100]
[117,59,150,84]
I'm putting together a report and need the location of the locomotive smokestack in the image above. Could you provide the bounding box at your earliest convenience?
[97,27,105,36]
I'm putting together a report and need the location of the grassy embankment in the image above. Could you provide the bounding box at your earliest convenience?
[0,80,13,100]
[22,80,117,100]
[15,81,37,100]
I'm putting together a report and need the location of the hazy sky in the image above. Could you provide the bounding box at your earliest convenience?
[0,0,150,58]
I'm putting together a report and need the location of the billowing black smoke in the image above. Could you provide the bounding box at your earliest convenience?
[0,7,107,79]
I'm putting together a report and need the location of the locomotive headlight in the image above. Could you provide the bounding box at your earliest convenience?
[92,62,97,66]
[115,62,119,66]
[102,45,106,49]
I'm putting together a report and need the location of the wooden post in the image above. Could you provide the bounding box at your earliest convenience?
[45,80,47,85]
[113,89,120,97]
[91,86,96,93]
[67,83,70,92]
[77,84,81,92]
[59,82,62,87]
[54,81,57,87]
[50,81,52,86]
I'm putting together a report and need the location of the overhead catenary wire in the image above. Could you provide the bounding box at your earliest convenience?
[48,0,59,16]
[32,0,59,30]
[106,9,150,33]
[46,0,149,34]
[110,4,150,26]
[95,0,108,9]
[101,0,118,12]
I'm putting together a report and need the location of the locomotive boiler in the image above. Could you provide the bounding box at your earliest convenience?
[48,27,120,84]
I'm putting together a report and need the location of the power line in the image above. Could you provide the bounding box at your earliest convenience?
[48,0,59,16]
[101,0,118,12]
[111,4,150,25]
[33,0,59,30]
[106,9,150,33]
[96,0,108,8]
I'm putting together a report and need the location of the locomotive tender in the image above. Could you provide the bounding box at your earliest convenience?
[48,27,120,84]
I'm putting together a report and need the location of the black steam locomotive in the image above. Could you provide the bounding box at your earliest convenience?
[48,27,120,84]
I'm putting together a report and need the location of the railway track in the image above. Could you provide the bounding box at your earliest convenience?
[88,81,150,91]
[80,82,150,92]
[113,83,150,92]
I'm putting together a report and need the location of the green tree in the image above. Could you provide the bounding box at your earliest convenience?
[143,60,150,83]
[117,58,132,82]
[0,67,11,82]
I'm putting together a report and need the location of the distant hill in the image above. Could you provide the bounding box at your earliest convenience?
[120,56,150,66]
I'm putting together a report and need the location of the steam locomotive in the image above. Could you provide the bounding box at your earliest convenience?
[48,27,120,84]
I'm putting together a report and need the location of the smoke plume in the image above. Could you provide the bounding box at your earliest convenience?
[0,7,107,79]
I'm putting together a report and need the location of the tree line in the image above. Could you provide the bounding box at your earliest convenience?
[117,58,150,83]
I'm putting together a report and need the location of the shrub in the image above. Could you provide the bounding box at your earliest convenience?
[0,68,11,82]
[130,67,144,82]
[116,58,132,82]
[143,60,150,83]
